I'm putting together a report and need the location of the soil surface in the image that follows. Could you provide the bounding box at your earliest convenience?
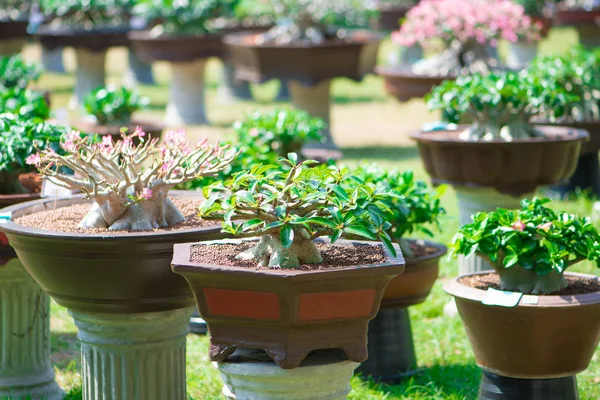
[407,241,442,259]
[190,241,386,271]
[459,272,600,296]
[14,197,216,233]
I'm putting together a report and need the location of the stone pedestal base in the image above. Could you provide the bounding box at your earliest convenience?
[478,371,578,400]
[576,25,600,49]
[70,307,193,400]
[165,60,208,126]
[72,49,107,108]
[506,42,539,69]
[218,61,253,103]
[275,80,291,101]
[289,80,337,150]
[218,349,358,400]
[123,48,155,87]
[0,38,26,56]
[41,46,66,74]
[456,187,524,275]
[0,259,63,400]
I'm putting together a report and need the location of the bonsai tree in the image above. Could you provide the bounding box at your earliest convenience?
[83,85,150,126]
[38,0,133,29]
[0,88,50,120]
[451,197,600,294]
[27,129,237,231]
[350,164,445,258]
[230,0,276,27]
[0,113,67,194]
[393,0,541,74]
[427,71,577,141]
[199,155,401,269]
[133,0,222,36]
[0,54,41,90]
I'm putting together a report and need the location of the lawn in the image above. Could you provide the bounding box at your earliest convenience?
[19,28,600,399]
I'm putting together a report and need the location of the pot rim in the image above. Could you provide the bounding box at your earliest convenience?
[404,238,447,266]
[172,238,404,279]
[34,24,130,37]
[375,65,457,80]
[0,190,221,240]
[410,124,589,146]
[223,29,383,50]
[444,271,600,307]
[127,29,224,42]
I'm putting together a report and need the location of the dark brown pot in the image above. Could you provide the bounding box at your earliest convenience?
[171,238,405,369]
[375,5,411,31]
[34,25,129,52]
[539,120,600,155]
[382,239,446,307]
[128,30,225,63]
[71,118,165,142]
[555,9,600,25]
[410,125,588,196]
[444,272,600,379]
[0,191,227,314]
[375,66,455,102]
[0,20,29,40]
[223,30,382,85]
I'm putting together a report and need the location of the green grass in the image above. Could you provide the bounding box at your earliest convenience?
[15,28,600,399]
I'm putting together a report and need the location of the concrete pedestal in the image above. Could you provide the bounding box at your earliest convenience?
[123,48,155,87]
[73,48,107,108]
[0,259,63,400]
[506,42,539,69]
[456,187,524,275]
[218,61,253,103]
[70,307,193,400]
[0,38,26,56]
[217,349,358,400]
[41,46,66,74]
[576,25,600,49]
[165,60,208,126]
[289,80,336,149]
[275,80,291,101]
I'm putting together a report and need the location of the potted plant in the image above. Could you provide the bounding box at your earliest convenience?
[224,0,382,149]
[0,0,30,55]
[412,71,588,274]
[0,88,50,120]
[378,0,541,102]
[171,156,405,373]
[555,0,600,49]
[507,0,552,68]
[71,84,164,142]
[0,114,68,400]
[373,0,417,32]
[349,164,447,381]
[0,129,236,400]
[129,0,231,125]
[33,0,133,107]
[445,198,600,399]
[0,54,41,91]
[529,48,600,197]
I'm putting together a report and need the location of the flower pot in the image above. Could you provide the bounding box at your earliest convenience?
[506,41,539,69]
[171,238,405,369]
[375,66,455,102]
[410,125,588,197]
[0,191,227,400]
[71,117,165,142]
[0,19,28,40]
[375,5,411,31]
[444,271,600,398]
[555,9,600,48]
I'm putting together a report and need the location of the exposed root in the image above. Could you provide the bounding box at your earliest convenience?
[460,122,544,141]
[495,264,567,295]
[236,234,323,269]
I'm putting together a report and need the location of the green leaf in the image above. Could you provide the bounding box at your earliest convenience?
[280,225,294,248]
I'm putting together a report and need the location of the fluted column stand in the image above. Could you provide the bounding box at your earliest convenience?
[70,307,193,400]
[289,80,336,149]
[73,49,107,108]
[217,349,358,400]
[165,60,208,125]
[0,259,63,400]
[218,61,253,103]
[123,48,155,87]
[41,46,66,74]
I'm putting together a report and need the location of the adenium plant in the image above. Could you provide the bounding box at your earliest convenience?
[452,198,600,294]
[27,129,237,231]
[133,0,222,36]
[350,165,445,258]
[0,88,50,121]
[38,0,132,29]
[199,155,401,269]
[393,0,541,74]
[84,85,150,126]
[427,71,576,141]
[0,55,41,91]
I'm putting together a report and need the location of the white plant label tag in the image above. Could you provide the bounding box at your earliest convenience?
[521,295,539,305]
[482,288,523,308]
[41,180,75,198]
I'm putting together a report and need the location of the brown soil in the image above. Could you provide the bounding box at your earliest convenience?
[190,241,386,271]
[408,241,441,259]
[413,126,585,144]
[459,272,600,296]
[14,197,216,233]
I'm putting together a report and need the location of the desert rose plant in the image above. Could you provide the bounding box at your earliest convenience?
[0,88,50,120]
[199,155,401,269]
[133,0,222,36]
[27,129,237,231]
[393,0,541,74]
[84,85,150,126]
[350,164,445,258]
[427,71,577,140]
[0,55,41,91]
[38,0,133,29]
[452,197,600,294]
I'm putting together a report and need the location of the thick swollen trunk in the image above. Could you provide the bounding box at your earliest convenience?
[495,264,567,295]
[80,189,185,231]
[236,234,322,269]
[460,122,543,141]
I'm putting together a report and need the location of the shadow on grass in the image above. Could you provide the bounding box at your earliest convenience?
[50,331,80,370]
[341,146,420,161]
[333,95,386,104]
[64,387,82,400]
[358,363,481,399]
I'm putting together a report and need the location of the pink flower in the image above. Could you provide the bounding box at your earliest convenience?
[133,126,146,138]
[537,222,552,231]
[26,153,41,166]
[141,188,153,200]
[512,220,525,232]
